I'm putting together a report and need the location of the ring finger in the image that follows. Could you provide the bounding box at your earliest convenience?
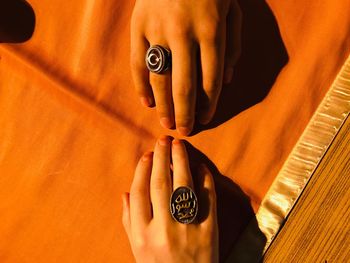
[147,40,174,129]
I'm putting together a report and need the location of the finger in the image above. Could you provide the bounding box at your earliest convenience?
[171,139,193,190]
[150,136,173,221]
[224,0,242,84]
[171,40,197,136]
[130,152,153,231]
[130,25,154,107]
[197,164,217,227]
[122,192,131,239]
[149,58,174,129]
[198,25,226,125]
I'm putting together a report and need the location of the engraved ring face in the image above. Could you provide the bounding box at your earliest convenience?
[145,45,171,74]
[170,186,198,224]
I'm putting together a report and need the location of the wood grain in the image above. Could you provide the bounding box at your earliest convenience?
[263,116,350,262]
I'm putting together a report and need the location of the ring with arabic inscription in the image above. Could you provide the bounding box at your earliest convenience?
[170,186,198,224]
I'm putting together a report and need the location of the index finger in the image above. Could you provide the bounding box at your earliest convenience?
[129,152,153,232]
[130,26,154,107]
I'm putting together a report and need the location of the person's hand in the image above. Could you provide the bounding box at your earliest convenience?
[130,0,242,135]
[122,136,219,263]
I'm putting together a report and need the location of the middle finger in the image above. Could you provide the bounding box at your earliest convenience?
[171,39,197,136]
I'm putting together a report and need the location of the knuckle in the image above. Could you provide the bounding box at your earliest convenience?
[130,187,146,198]
[133,235,147,250]
[157,106,169,116]
[168,21,191,40]
[150,76,166,88]
[167,8,191,38]
[173,85,194,98]
[130,48,148,72]
[198,20,221,42]
[151,177,168,191]
[172,148,185,159]
[175,114,193,127]
[157,108,171,119]
[203,81,220,97]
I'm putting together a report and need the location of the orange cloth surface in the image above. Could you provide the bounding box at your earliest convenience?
[0,0,349,262]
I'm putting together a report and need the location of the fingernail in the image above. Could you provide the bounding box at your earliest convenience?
[224,67,234,84]
[140,97,152,107]
[172,138,182,146]
[158,135,170,146]
[160,117,173,129]
[178,127,191,136]
[142,152,153,161]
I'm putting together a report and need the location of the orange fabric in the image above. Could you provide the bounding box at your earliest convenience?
[0,0,349,262]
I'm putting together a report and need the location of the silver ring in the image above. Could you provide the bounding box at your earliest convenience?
[170,186,198,224]
[145,45,171,74]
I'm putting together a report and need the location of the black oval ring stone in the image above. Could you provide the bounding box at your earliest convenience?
[170,186,198,224]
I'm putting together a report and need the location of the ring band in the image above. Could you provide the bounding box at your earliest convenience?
[170,186,198,224]
[145,45,171,74]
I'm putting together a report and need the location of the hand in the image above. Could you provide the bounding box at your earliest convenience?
[130,0,242,135]
[122,136,219,263]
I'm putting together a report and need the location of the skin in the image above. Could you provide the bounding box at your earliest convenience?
[130,0,242,135]
[122,136,219,263]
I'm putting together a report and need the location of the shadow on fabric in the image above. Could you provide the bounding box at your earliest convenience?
[0,0,35,43]
[193,0,289,134]
[185,142,267,263]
